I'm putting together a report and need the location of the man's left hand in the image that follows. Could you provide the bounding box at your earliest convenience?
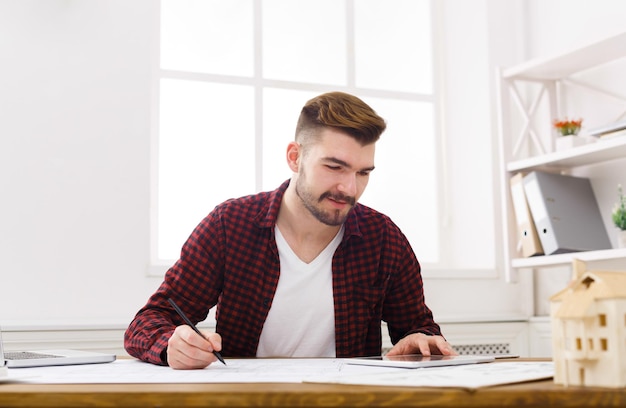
[386,333,457,356]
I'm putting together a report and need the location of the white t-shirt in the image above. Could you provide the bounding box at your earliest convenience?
[256,226,344,357]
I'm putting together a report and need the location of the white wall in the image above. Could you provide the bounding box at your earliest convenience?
[0,0,159,326]
[526,0,626,57]
[1,0,625,333]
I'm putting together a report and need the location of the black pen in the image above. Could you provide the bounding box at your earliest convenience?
[167,298,226,365]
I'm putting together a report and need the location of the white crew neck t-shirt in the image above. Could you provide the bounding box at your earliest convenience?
[256,225,344,357]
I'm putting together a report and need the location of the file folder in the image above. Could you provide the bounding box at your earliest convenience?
[522,171,611,255]
[509,173,544,257]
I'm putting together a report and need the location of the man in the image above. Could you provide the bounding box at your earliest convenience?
[125,91,455,369]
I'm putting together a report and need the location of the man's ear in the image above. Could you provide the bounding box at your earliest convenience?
[286,141,300,172]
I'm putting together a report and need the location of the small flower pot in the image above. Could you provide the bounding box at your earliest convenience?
[555,135,587,151]
[618,230,626,248]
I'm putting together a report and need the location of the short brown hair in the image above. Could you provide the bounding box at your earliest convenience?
[295,92,386,146]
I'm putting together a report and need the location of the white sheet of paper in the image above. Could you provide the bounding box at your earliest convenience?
[6,358,554,389]
[307,361,555,389]
[8,359,396,384]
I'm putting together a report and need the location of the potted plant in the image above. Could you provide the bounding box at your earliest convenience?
[553,118,585,151]
[613,184,626,248]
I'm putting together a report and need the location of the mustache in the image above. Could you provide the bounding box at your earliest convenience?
[319,192,356,206]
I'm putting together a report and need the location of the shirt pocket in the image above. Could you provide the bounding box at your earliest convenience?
[351,283,385,320]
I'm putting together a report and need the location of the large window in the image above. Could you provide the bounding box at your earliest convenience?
[153,0,441,271]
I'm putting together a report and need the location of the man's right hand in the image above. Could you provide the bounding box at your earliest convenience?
[166,325,223,369]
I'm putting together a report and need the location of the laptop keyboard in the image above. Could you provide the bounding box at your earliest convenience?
[4,351,61,360]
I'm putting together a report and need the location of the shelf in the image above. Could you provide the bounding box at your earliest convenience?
[506,135,626,173]
[502,32,626,80]
[511,248,626,269]
[499,31,626,282]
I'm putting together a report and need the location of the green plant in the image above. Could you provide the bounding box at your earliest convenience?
[612,184,626,230]
[553,118,583,136]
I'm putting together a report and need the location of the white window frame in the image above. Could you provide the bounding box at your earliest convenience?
[148,0,497,279]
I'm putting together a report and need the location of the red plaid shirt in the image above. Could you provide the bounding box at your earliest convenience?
[125,180,441,365]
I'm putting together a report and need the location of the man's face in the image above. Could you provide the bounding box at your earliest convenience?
[295,129,376,226]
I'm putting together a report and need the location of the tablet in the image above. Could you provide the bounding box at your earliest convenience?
[346,354,495,369]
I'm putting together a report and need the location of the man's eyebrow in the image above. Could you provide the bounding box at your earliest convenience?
[322,156,375,172]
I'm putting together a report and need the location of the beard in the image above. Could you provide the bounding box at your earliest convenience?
[295,174,356,226]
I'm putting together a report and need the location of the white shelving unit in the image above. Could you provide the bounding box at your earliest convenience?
[506,136,626,173]
[496,32,626,282]
[511,248,626,269]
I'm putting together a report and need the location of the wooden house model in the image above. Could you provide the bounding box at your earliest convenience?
[550,260,626,388]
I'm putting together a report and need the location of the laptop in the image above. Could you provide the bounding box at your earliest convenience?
[346,354,494,369]
[0,327,116,368]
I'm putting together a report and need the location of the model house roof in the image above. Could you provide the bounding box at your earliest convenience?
[550,271,626,319]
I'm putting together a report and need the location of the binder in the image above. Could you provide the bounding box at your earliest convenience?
[509,173,544,257]
[522,171,612,255]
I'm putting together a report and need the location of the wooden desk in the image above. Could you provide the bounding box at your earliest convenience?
[0,379,624,407]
